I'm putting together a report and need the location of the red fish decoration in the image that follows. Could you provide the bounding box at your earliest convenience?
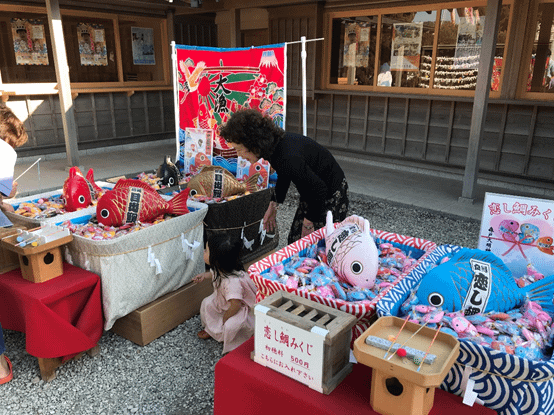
[63,166,104,212]
[96,179,190,227]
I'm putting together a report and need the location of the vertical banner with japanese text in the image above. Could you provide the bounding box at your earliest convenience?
[175,44,286,174]
[478,192,554,278]
[254,307,325,392]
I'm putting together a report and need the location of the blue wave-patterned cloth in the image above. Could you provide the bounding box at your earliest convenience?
[376,244,554,415]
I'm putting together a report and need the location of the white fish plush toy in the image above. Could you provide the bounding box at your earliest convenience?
[325,211,379,289]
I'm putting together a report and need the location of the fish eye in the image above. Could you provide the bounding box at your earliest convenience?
[78,195,86,204]
[190,189,197,196]
[100,209,110,219]
[168,177,175,186]
[255,165,262,171]
[428,293,444,307]
[350,261,363,275]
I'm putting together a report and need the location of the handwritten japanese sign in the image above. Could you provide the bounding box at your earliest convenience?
[478,192,554,278]
[254,306,326,393]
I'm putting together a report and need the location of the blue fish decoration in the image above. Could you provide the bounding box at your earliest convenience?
[415,248,554,315]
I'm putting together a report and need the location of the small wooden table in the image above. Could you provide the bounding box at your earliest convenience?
[0,263,103,381]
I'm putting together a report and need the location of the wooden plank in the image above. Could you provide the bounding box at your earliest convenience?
[421,99,431,159]
[48,95,60,143]
[523,105,538,175]
[109,92,117,137]
[444,100,455,163]
[401,98,409,156]
[494,103,509,171]
[159,90,165,132]
[303,308,318,322]
[362,95,369,151]
[345,94,351,147]
[143,91,150,134]
[126,93,133,136]
[291,305,306,316]
[91,94,98,140]
[381,96,389,153]
[278,300,294,311]
[24,97,37,147]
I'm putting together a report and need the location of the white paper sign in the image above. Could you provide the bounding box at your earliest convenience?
[254,307,326,392]
[478,192,554,278]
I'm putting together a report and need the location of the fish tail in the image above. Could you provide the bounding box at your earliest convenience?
[86,168,103,193]
[523,274,554,314]
[245,173,260,192]
[167,188,190,215]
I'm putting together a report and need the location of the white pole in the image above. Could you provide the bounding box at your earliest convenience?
[171,41,180,165]
[301,36,307,137]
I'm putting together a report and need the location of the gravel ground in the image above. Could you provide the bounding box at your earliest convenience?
[1,187,480,415]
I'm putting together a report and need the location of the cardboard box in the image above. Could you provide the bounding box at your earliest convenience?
[353,316,460,415]
[248,226,436,342]
[376,244,554,415]
[252,291,357,394]
[111,276,214,346]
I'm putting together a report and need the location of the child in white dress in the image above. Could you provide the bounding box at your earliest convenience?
[193,233,257,354]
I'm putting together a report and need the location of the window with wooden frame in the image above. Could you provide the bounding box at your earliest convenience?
[0,5,169,93]
[521,0,554,99]
[325,2,512,96]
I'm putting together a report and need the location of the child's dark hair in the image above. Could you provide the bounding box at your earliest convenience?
[207,232,244,287]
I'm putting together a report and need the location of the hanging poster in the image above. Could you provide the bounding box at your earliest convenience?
[454,8,484,62]
[236,157,271,189]
[132,27,155,65]
[183,128,214,175]
[78,23,107,66]
[356,26,370,68]
[478,192,554,279]
[343,23,358,68]
[11,19,49,66]
[175,44,286,174]
[390,22,423,71]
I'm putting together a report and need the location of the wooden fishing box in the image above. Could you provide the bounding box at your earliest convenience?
[353,316,460,415]
[252,291,357,395]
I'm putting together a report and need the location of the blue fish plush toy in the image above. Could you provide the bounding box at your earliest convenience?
[415,248,554,315]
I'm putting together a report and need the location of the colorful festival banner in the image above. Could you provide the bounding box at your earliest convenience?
[175,44,286,174]
[478,192,554,278]
[11,19,49,66]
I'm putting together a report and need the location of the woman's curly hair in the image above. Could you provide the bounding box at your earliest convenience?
[218,109,284,160]
[0,105,28,148]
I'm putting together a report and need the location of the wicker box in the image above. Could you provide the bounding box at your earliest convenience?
[248,226,436,342]
[252,291,357,394]
[376,244,554,415]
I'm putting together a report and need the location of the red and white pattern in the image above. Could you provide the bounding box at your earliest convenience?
[248,225,437,346]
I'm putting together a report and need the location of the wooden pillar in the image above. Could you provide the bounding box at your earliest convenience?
[459,0,502,203]
[45,0,80,168]
[229,8,241,48]
[167,9,175,84]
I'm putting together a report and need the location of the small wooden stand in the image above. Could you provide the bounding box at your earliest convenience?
[354,316,460,415]
[111,276,214,346]
[38,345,100,382]
[0,226,27,274]
[1,231,72,283]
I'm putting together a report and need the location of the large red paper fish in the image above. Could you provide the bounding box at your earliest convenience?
[63,167,104,212]
[96,179,190,227]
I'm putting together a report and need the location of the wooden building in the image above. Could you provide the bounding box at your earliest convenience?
[1,0,553,200]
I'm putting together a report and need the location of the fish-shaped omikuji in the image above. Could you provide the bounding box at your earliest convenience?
[63,166,104,212]
[537,236,554,255]
[187,165,260,198]
[415,248,554,315]
[325,212,379,289]
[156,155,181,187]
[96,179,190,227]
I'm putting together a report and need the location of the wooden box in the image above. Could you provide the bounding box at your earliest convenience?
[252,291,357,395]
[111,276,214,346]
[1,232,72,283]
[0,226,27,274]
[353,316,460,415]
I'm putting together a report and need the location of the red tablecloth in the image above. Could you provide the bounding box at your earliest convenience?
[214,337,497,415]
[0,263,103,361]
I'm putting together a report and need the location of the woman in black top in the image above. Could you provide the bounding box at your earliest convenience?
[219,109,349,244]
